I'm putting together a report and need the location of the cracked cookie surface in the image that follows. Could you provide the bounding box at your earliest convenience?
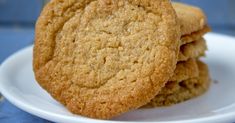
[33,0,180,119]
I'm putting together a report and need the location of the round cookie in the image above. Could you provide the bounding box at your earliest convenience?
[169,58,199,82]
[173,2,208,36]
[178,38,207,62]
[144,60,210,107]
[33,0,180,119]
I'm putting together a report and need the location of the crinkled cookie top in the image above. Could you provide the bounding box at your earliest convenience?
[33,0,180,119]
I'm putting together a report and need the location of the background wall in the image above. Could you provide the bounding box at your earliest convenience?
[0,0,43,26]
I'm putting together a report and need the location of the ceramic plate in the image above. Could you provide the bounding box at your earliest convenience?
[1,33,235,123]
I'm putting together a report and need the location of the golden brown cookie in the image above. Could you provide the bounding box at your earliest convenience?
[178,38,207,62]
[173,2,210,46]
[33,0,180,119]
[169,59,198,82]
[181,26,211,45]
[173,2,208,36]
[144,60,210,107]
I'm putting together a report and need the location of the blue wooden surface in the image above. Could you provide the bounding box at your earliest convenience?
[0,100,50,123]
[0,1,235,123]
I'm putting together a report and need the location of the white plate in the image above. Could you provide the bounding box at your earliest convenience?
[1,33,235,123]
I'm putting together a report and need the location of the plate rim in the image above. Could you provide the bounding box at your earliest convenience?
[1,33,235,123]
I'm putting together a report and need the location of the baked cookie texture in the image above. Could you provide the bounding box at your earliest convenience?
[173,2,210,62]
[33,0,180,119]
[169,59,199,82]
[181,26,210,45]
[173,2,207,36]
[178,38,207,62]
[143,2,211,108]
[173,2,210,45]
[144,60,211,107]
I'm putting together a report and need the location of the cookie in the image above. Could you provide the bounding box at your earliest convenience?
[181,26,210,45]
[169,59,198,82]
[173,2,208,36]
[173,2,210,45]
[178,38,207,62]
[33,0,180,119]
[144,60,210,107]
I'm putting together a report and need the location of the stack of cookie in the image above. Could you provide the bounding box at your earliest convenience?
[33,0,210,119]
[144,3,211,107]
